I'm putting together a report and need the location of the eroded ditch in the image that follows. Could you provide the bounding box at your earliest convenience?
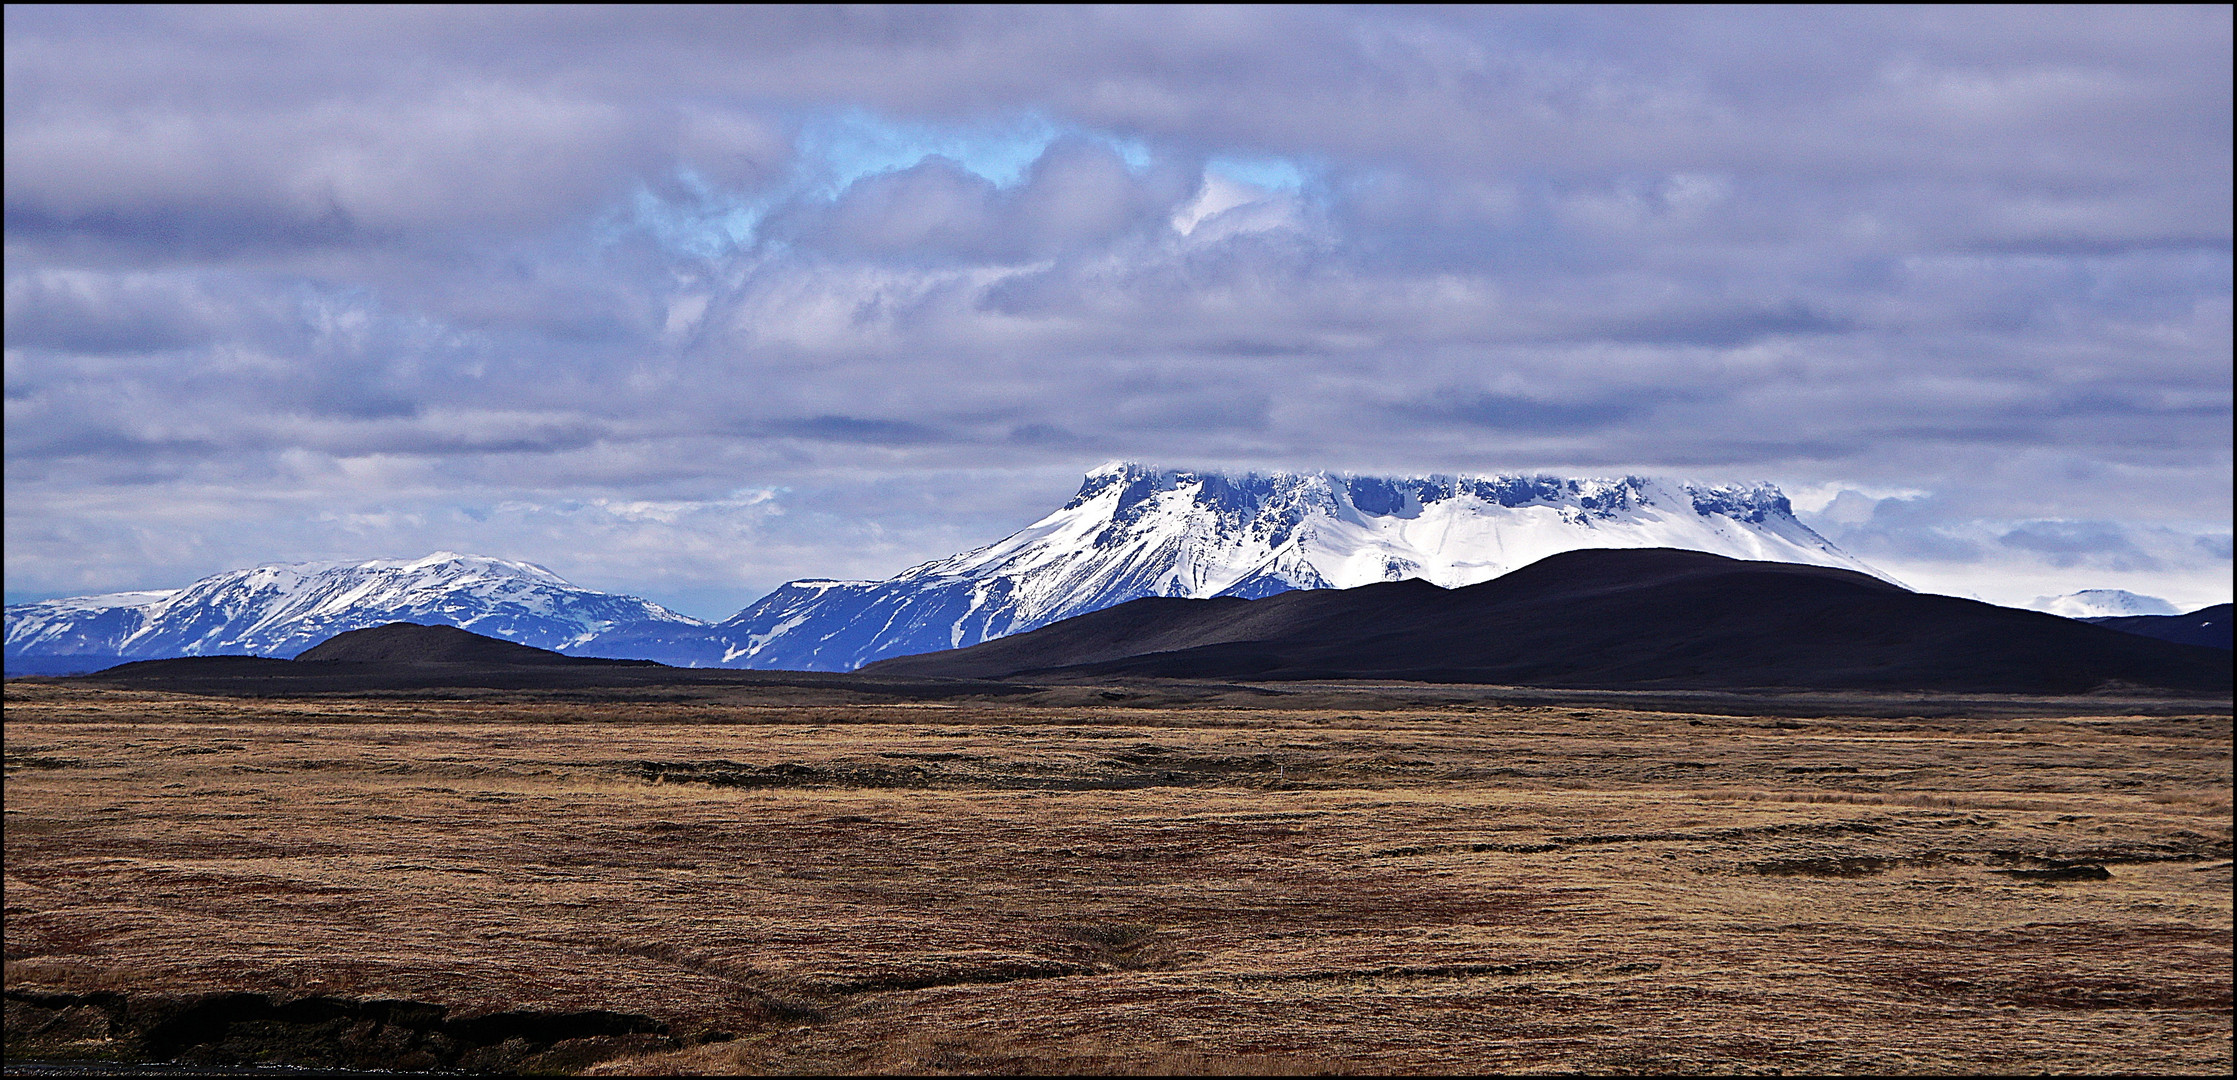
[3,990,679,1073]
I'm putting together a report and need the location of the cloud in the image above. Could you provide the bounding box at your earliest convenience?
[1591,302,1851,348]
[3,6,2228,614]
[1998,520,2161,571]
[1796,489,2229,609]
[769,415,948,447]
[1413,392,1648,433]
[769,136,1194,263]
[1813,493,1989,564]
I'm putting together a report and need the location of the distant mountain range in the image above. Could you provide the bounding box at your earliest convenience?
[3,553,705,675]
[862,548,2233,694]
[21,555,2229,696]
[6,463,2221,676]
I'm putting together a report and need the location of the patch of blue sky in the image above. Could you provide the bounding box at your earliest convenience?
[1205,154,1308,192]
[617,170,764,259]
[619,110,1308,257]
[799,108,1152,194]
[1106,137,1154,173]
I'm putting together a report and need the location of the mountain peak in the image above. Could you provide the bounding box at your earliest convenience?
[1068,464,1803,530]
[2031,589,2178,618]
[709,464,1889,670]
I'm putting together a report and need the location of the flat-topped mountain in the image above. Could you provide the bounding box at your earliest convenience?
[701,463,1884,670]
[861,548,2231,694]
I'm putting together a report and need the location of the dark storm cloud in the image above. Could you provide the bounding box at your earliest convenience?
[768,416,948,447]
[4,5,2229,613]
[5,269,245,354]
[1413,392,1648,434]
[1591,302,1853,349]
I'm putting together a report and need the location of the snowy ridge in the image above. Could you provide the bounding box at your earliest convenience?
[2030,589,2178,618]
[4,552,706,663]
[704,463,1891,670]
[30,589,181,613]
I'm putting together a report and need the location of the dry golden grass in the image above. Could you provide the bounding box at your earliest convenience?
[4,680,2229,1074]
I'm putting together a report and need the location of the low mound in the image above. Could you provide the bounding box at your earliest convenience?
[87,656,301,678]
[862,548,2233,694]
[293,622,589,664]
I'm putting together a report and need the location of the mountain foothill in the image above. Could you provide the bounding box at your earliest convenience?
[5,464,2228,695]
[863,548,2231,695]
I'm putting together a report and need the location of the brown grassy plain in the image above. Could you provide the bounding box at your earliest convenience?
[4,678,2230,1074]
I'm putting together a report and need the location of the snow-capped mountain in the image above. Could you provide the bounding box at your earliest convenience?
[4,465,1893,676]
[4,552,706,668]
[2030,589,2179,619]
[702,462,1890,671]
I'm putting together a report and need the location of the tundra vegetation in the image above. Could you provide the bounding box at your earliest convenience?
[4,678,2229,1074]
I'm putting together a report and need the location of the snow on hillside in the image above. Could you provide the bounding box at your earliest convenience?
[4,552,705,663]
[2031,589,2180,619]
[705,463,1891,670]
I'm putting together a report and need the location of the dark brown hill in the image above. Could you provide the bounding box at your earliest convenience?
[291,622,602,664]
[861,548,2234,694]
[2086,604,2232,650]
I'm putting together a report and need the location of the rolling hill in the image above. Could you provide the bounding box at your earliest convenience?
[862,548,2232,694]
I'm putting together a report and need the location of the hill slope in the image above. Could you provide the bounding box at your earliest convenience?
[2085,604,2232,650]
[294,622,630,665]
[862,548,2231,694]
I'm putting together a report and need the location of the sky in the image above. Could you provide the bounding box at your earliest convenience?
[5,5,2230,619]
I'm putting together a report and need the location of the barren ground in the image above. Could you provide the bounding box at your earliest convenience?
[4,680,2230,1074]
